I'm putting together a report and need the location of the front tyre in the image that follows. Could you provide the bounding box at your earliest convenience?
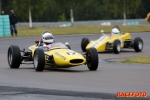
[33,48,45,71]
[134,37,143,52]
[113,40,121,54]
[7,45,21,68]
[86,48,99,71]
[81,38,89,52]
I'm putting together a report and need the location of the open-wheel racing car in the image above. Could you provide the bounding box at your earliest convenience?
[7,31,99,71]
[81,26,143,54]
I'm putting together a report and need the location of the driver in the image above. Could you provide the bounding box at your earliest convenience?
[111,28,120,35]
[39,31,54,49]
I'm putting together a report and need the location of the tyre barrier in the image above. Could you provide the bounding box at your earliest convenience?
[0,15,10,37]
[127,21,139,26]
[0,28,3,37]
[3,29,10,36]
[0,16,3,36]
[0,16,3,25]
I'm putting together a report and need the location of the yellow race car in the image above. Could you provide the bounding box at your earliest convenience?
[7,32,99,71]
[81,26,143,54]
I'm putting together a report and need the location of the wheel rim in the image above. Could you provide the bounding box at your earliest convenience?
[117,44,121,52]
[138,40,143,50]
[8,50,12,65]
[34,53,38,69]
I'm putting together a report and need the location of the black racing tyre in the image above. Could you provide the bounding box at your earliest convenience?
[113,39,121,54]
[33,48,45,71]
[86,48,99,71]
[134,37,143,52]
[7,45,21,68]
[81,38,89,52]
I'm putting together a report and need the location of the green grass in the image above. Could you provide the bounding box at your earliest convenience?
[119,56,150,64]
[13,25,150,37]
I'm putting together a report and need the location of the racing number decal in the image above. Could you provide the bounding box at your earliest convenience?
[55,52,66,60]
[92,35,106,47]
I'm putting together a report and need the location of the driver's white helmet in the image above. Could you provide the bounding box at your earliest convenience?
[42,31,54,44]
[111,28,120,35]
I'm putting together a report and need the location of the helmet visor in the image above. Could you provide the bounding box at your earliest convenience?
[45,35,53,40]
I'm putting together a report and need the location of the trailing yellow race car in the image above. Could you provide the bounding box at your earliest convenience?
[81,26,143,54]
[7,31,99,71]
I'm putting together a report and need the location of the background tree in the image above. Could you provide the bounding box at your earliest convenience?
[102,0,141,20]
[74,0,104,21]
[1,0,150,22]
[52,0,88,25]
[13,0,47,28]
[135,0,150,19]
[1,0,13,15]
[36,0,64,22]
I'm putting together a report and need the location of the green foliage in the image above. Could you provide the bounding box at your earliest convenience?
[119,56,150,64]
[2,0,149,22]
[51,0,89,22]
[12,0,28,21]
[12,0,47,21]
[102,0,141,19]
[74,0,104,21]
[52,0,88,9]
[14,25,150,37]
[58,13,67,22]
[1,0,13,15]
[135,0,150,18]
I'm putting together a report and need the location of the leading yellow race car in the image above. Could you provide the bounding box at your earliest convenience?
[81,26,143,54]
[7,31,99,71]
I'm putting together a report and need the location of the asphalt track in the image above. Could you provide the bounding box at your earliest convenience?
[0,33,150,100]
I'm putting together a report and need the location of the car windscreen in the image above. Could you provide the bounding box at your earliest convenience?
[49,42,68,50]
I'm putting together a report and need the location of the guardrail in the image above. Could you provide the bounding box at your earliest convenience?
[17,19,149,27]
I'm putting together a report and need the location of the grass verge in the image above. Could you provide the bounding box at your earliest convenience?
[15,25,150,37]
[118,56,150,64]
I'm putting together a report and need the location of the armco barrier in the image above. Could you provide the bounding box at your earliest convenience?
[17,19,148,27]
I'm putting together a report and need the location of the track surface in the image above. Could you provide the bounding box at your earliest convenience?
[0,33,150,99]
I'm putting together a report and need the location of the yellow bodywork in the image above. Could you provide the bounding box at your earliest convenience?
[145,13,150,22]
[29,44,86,68]
[86,33,131,52]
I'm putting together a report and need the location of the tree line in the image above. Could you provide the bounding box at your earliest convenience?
[1,0,150,22]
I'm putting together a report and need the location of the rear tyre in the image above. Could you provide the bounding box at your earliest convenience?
[113,40,121,54]
[134,37,143,52]
[81,38,89,52]
[86,48,99,71]
[7,45,21,68]
[33,48,45,71]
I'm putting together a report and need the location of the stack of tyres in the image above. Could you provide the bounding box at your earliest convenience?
[0,16,4,37]
[2,15,10,37]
